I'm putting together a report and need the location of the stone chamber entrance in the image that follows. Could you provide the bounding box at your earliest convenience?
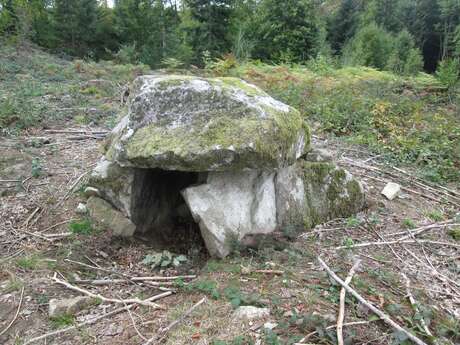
[129,168,207,254]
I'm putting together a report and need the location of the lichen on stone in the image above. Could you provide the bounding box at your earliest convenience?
[107,75,309,171]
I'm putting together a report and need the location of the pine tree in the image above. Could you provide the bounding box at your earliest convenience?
[53,0,98,56]
[251,0,322,62]
[183,0,234,64]
[328,0,365,54]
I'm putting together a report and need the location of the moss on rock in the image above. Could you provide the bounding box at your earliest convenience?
[108,75,309,171]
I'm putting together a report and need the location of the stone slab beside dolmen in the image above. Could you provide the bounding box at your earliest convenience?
[86,75,365,258]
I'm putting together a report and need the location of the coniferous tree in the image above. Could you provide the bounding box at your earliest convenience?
[328,0,364,54]
[251,0,322,62]
[53,0,98,56]
[183,0,234,64]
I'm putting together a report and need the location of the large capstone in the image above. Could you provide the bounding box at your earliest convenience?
[105,75,309,171]
[87,75,365,257]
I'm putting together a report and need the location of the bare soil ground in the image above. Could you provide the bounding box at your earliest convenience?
[0,127,459,345]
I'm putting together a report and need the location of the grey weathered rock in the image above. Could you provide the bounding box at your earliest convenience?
[75,203,87,215]
[233,306,270,321]
[182,171,277,258]
[276,161,366,231]
[105,75,309,172]
[89,159,134,217]
[86,74,365,258]
[49,296,92,317]
[182,160,365,257]
[86,196,136,237]
[381,182,401,200]
[83,186,100,198]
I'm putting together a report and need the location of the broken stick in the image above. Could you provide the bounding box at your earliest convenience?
[142,297,207,345]
[52,274,164,309]
[337,260,361,345]
[402,273,433,337]
[318,257,428,345]
[22,291,172,345]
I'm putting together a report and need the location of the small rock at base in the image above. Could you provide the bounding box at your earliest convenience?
[381,182,401,200]
[84,187,100,198]
[263,322,278,330]
[76,203,87,215]
[233,306,270,321]
[49,296,93,317]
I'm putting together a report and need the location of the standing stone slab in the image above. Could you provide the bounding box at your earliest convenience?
[86,196,136,237]
[182,171,277,258]
[276,161,365,232]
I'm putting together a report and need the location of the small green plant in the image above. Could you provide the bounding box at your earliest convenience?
[50,314,75,328]
[69,219,93,235]
[142,250,187,269]
[448,228,460,241]
[31,158,43,178]
[402,218,416,229]
[186,279,220,299]
[3,277,23,293]
[427,210,444,222]
[16,255,40,270]
[343,237,355,248]
[263,329,281,345]
[223,286,263,308]
[346,216,361,228]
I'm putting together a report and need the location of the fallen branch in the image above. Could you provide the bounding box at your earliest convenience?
[318,257,428,345]
[337,260,361,345]
[52,274,164,309]
[295,320,377,344]
[44,129,108,135]
[55,170,91,207]
[143,297,207,345]
[335,239,460,250]
[402,273,433,337]
[253,270,284,275]
[131,275,197,281]
[22,291,172,345]
[387,221,455,238]
[0,286,24,337]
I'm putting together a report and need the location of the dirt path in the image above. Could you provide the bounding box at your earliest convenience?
[0,130,459,345]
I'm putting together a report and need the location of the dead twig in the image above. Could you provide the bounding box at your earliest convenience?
[131,275,197,281]
[295,320,377,344]
[318,257,428,345]
[22,291,172,345]
[0,286,24,337]
[337,260,361,345]
[143,297,207,345]
[52,273,164,309]
[335,239,460,250]
[402,273,433,337]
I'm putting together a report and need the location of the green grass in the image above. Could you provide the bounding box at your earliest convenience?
[402,218,416,229]
[15,255,41,270]
[50,314,75,328]
[68,219,93,235]
[0,43,150,132]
